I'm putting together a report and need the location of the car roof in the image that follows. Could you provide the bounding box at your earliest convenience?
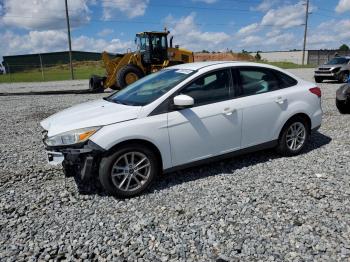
[168,61,287,71]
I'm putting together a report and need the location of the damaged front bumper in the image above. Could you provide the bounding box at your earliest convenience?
[44,139,105,181]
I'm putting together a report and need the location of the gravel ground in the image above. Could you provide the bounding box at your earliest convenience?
[0,80,89,93]
[0,68,349,261]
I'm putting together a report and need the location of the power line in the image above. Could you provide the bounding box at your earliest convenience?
[1,14,304,29]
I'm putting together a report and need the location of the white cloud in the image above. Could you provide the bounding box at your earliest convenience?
[308,19,350,49]
[240,35,263,46]
[252,0,280,12]
[73,36,132,53]
[335,0,350,13]
[102,0,149,19]
[266,30,281,38]
[98,28,114,37]
[0,30,132,60]
[1,0,91,30]
[261,2,305,29]
[164,13,230,51]
[237,23,259,36]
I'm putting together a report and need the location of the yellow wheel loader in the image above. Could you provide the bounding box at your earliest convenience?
[89,30,194,92]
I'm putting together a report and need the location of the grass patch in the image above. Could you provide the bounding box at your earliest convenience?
[0,60,315,83]
[0,61,105,83]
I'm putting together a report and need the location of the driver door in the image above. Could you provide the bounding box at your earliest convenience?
[167,69,242,167]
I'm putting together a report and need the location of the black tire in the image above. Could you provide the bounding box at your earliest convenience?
[336,99,350,114]
[276,116,310,156]
[99,144,159,198]
[89,76,104,93]
[314,76,323,83]
[116,64,144,89]
[338,71,349,83]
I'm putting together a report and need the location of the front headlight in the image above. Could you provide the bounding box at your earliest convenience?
[45,126,101,146]
[332,67,341,73]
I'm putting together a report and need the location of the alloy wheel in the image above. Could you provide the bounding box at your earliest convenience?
[111,152,151,192]
[286,122,306,151]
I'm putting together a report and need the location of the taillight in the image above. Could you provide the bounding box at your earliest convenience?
[309,87,321,98]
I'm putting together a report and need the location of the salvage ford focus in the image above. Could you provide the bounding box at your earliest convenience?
[41,61,322,198]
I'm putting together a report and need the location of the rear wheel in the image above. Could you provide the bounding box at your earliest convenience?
[314,76,323,83]
[116,64,144,89]
[99,144,159,198]
[276,117,309,156]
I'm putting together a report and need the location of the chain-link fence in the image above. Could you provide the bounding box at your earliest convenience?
[0,61,105,83]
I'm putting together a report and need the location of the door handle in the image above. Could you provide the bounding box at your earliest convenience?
[275,97,285,104]
[222,107,236,115]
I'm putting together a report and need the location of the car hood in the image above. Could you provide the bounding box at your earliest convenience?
[41,99,141,136]
[318,64,343,69]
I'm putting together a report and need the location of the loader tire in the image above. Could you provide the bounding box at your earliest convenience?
[89,75,104,93]
[116,64,144,89]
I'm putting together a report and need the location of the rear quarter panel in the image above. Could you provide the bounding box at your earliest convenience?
[272,81,322,139]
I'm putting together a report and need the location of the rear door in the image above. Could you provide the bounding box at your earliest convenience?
[167,69,242,167]
[233,66,292,148]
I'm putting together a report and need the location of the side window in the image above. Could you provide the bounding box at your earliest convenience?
[180,69,231,106]
[273,70,298,88]
[239,68,280,96]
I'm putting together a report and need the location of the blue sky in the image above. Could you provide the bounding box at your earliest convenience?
[0,0,349,60]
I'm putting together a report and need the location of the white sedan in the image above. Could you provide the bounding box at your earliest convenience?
[41,61,322,198]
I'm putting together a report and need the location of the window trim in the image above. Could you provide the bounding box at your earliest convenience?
[234,66,297,98]
[149,67,236,116]
[174,67,235,107]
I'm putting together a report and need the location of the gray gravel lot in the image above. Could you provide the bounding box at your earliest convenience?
[0,68,349,261]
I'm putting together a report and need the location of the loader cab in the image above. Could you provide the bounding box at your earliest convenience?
[136,32,168,65]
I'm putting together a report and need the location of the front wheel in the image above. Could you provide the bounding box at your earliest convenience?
[276,117,309,156]
[99,144,159,198]
[338,71,349,83]
[116,64,144,89]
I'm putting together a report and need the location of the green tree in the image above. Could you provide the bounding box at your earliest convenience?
[339,44,349,51]
[255,51,262,61]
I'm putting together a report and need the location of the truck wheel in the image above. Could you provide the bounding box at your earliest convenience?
[314,76,323,83]
[338,71,349,83]
[99,144,159,198]
[116,64,144,89]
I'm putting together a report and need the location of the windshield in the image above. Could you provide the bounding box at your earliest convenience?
[326,57,350,65]
[107,69,195,106]
[138,35,149,52]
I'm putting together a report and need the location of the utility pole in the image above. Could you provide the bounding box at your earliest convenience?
[39,53,45,81]
[65,0,74,80]
[302,0,310,65]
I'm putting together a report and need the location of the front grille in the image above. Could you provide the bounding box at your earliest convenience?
[315,70,332,74]
[318,68,331,71]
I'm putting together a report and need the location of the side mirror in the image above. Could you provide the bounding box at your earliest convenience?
[173,94,194,109]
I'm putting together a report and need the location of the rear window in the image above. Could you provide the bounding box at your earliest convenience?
[273,70,298,88]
